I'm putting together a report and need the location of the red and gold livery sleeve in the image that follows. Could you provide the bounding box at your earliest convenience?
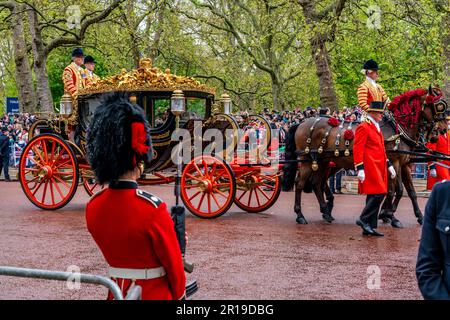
[353,123,368,171]
[426,141,437,170]
[379,85,389,102]
[147,203,186,300]
[62,67,77,96]
[357,84,369,111]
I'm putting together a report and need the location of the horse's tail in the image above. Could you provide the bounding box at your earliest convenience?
[282,123,299,191]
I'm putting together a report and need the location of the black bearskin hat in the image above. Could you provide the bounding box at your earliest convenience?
[363,59,379,71]
[86,92,152,184]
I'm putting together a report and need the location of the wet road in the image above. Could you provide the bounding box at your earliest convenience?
[0,181,425,300]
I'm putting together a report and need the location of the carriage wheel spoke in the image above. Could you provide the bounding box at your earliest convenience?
[211,192,221,208]
[214,188,228,199]
[53,174,71,189]
[185,173,203,182]
[193,163,204,178]
[238,190,248,201]
[262,183,275,190]
[41,180,49,204]
[254,187,261,206]
[247,189,253,207]
[189,191,201,201]
[49,141,56,163]
[202,160,209,179]
[41,140,49,163]
[26,155,42,168]
[26,176,40,185]
[207,194,211,213]
[51,177,64,199]
[32,146,46,165]
[32,179,45,196]
[256,186,270,200]
[196,193,206,211]
[49,179,55,205]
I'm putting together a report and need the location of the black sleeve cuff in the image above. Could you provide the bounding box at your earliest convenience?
[428,164,436,170]
[387,160,392,167]
[355,163,364,171]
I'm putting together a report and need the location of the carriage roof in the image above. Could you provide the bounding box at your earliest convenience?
[77,58,216,98]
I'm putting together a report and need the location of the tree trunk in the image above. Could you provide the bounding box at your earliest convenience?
[149,6,164,61]
[442,11,450,102]
[10,4,36,112]
[271,80,280,111]
[28,7,53,112]
[311,35,338,111]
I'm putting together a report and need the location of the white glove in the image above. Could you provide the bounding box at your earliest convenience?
[388,166,396,179]
[357,170,365,183]
[430,168,437,178]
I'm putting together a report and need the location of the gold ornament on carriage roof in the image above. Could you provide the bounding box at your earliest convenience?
[78,58,216,96]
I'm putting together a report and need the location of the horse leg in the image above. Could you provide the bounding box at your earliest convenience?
[312,171,333,223]
[402,164,423,225]
[379,173,396,223]
[324,179,335,220]
[389,177,404,228]
[294,165,311,225]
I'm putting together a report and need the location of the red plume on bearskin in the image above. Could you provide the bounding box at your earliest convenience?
[344,129,354,141]
[328,117,340,127]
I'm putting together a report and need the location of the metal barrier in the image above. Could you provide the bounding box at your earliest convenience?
[0,266,141,300]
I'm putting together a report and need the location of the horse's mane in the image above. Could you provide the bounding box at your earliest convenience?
[388,89,427,128]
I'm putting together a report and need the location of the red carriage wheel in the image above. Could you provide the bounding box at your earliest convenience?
[234,170,281,213]
[181,155,236,219]
[19,134,79,210]
[80,166,104,196]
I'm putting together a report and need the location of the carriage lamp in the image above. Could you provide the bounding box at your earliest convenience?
[171,90,186,116]
[60,93,73,117]
[171,90,186,129]
[220,93,232,114]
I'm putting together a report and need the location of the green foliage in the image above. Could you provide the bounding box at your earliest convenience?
[0,0,447,113]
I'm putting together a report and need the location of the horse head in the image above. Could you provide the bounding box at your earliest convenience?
[419,85,448,143]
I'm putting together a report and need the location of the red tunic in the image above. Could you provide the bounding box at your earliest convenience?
[353,119,388,194]
[85,180,186,300]
[426,133,450,190]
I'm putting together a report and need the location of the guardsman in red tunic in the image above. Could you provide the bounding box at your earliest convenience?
[62,48,85,97]
[354,60,396,236]
[427,111,450,190]
[85,93,186,300]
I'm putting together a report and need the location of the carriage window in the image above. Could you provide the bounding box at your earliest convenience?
[181,98,206,121]
[80,96,102,129]
[154,99,170,128]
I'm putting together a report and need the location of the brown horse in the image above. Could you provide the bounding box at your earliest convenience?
[282,87,447,225]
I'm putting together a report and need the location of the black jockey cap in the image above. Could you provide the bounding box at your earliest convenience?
[72,48,84,57]
[86,92,152,184]
[363,59,379,71]
[84,55,95,64]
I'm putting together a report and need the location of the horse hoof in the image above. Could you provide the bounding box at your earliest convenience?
[391,219,403,229]
[322,214,334,223]
[417,218,423,225]
[296,217,308,225]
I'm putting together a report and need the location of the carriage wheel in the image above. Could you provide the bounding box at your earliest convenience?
[81,167,104,196]
[19,134,79,210]
[234,171,281,213]
[181,155,236,219]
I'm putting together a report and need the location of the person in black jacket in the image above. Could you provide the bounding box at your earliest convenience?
[416,180,450,299]
[0,127,11,181]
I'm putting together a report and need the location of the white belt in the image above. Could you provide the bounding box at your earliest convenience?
[109,266,166,280]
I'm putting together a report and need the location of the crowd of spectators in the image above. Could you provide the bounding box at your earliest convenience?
[0,113,36,179]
